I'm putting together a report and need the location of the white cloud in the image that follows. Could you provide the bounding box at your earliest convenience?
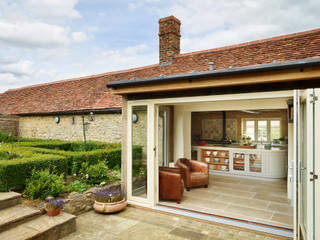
[24,0,81,19]
[0,59,68,93]
[166,0,320,52]
[1,0,319,94]
[0,60,35,76]
[72,32,89,43]
[89,44,156,72]
[0,21,71,48]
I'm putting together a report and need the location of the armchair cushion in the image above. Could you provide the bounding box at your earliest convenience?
[175,158,209,190]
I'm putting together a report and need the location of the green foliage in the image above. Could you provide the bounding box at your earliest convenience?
[106,169,121,182]
[79,161,108,185]
[0,131,16,143]
[16,140,117,152]
[0,137,142,192]
[66,180,88,193]
[23,169,65,200]
[0,151,19,160]
[132,145,143,168]
[0,152,68,191]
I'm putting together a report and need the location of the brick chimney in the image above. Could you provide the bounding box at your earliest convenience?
[159,16,181,64]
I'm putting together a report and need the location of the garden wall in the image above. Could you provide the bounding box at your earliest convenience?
[18,113,122,143]
[0,114,19,136]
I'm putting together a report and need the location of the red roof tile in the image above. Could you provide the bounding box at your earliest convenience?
[1,27,320,115]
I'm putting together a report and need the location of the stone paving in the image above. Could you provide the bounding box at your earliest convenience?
[62,207,291,240]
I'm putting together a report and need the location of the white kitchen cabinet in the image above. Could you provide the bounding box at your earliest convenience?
[192,145,287,180]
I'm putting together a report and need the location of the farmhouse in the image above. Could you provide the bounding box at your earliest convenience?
[0,16,319,142]
[1,16,320,239]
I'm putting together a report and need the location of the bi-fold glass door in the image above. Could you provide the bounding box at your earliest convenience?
[314,89,320,240]
[127,103,155,205]
[294,89,318,240]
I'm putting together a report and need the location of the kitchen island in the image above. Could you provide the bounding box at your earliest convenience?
[192,145,288,180]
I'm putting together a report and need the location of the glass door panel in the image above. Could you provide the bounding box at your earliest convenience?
[132,105,148,198]
[313,88,320,239]
[300,102,308,235]
[233,153,245,171]
[249,154,262,173]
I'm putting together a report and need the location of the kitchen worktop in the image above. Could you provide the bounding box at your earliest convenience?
[192,144,288,152]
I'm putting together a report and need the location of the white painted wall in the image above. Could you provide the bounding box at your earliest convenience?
[173,105,185,160]
[173,97,289,162]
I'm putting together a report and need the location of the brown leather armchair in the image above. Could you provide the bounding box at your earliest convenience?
[159,167,184,203]
[175,158,209,191]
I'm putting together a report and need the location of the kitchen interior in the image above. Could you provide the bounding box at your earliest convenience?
[159,103,294,229]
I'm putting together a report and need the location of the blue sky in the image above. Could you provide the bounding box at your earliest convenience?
[0,0,319,93]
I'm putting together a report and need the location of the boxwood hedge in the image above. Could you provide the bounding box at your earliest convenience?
[0,154,68,191]
[0,140,141,191]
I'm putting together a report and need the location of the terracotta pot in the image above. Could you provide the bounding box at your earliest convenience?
[93,199,127,213]
[45,206,61,216]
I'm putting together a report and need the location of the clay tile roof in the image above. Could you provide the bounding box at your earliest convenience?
[1,27,320,115]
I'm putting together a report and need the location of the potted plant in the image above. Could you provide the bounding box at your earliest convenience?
[93,188,126,213]
[45,198,64,216]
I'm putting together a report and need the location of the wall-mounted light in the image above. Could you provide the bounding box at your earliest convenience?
[72,116,75,125]
[89,112,94,121]
[132,113,138,123]
[55,116,60,124]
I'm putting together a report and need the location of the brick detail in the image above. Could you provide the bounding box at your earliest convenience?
[0,114,19,136]
[159,16,181,63]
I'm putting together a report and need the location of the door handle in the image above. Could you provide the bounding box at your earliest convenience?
[310,172,319,181]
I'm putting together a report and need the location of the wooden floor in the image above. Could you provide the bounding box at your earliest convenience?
[160,174,293,229]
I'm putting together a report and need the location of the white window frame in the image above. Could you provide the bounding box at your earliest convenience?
[242,118,281,143]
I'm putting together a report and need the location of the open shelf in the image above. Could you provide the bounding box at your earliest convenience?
[201,149,230,172]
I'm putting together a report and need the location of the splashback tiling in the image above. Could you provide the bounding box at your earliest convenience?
[202,118,237,141]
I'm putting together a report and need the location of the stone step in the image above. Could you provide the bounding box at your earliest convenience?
[0,192,21,210]
[0,212,76,240]
[0,205,42,233]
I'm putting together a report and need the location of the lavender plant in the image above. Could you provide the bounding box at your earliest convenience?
[94,188,125,203]
[47,198,64,211]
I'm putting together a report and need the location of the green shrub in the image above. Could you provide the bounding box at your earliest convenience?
[22,144,141,173]
[16,140,116,152]
[16,140,71,151]
[0,153,68,191]
[79,161,108,185]
[0,140,141,191]
[23,169,65,200]
[0,151,20,160]
[66,180,88,193]
[0,131,16,143]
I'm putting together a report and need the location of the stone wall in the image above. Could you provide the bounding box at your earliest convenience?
[0,114,19,136]
[18,113,122,143]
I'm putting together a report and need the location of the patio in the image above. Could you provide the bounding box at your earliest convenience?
[62,206,290,240]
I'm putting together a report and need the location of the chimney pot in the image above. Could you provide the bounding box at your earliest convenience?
[159,16,181,64]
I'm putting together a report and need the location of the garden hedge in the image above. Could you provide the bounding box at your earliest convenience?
[0,131,16,143]
[16,140,118,152]
[0,154,68,191]
[0,139,142,191]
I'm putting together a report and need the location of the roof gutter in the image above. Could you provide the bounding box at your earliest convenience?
[16,108,122,116]
[107,57,320,88]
